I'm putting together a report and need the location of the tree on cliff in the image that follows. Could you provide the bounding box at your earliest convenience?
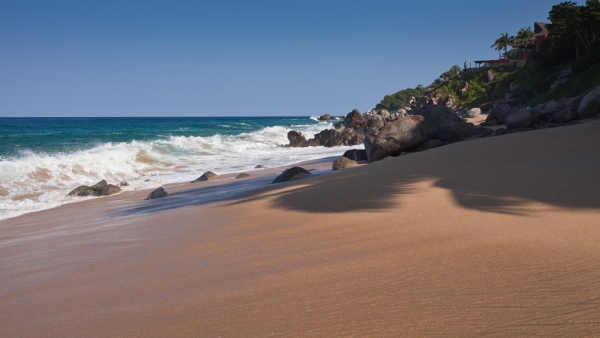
[515,27,535,58]
[491,32,515,60]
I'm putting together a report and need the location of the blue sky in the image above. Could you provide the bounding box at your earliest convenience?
[0,0,575,117]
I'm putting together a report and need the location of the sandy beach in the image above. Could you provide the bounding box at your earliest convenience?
[1,119,600,337]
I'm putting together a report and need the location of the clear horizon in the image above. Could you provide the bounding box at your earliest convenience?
[0,0,577,117]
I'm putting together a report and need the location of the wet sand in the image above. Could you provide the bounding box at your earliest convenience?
[1,121,600,337]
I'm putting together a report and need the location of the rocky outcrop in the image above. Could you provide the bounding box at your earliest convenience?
[578,85,600,118]
[68,179,121,197]
[191,171,217,183]
[236,173,250,179]
[272,167,312,184]
[332,157,358,170]
[411,104,478,142]
[146,187,168,200]
[287,130,307,147]
[343,109,367,130]
[365,116,426,162]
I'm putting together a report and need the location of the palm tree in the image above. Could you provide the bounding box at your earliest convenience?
[515,27,535,58]
[491,32,515,60]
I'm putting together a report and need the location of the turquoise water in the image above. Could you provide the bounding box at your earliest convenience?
[0,116,359,221]
[0,117,317,159]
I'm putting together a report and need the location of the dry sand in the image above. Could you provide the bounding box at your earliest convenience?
[1,120,600,337]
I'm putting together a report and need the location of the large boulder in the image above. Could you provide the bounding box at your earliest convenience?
[272,167,312,184]
[466,108,481,118]
[505,110,532,129]
[332,156,358,170]
[317,114,330,121]
[343,109,367,130]
[542,100,561,115]
[287,130,307,147]
[554,108,574,123]
[412,104,478,142]
[313,129,342,147]
[486,102,512,124]
[578,85,600,118]
[342,149,368,162]
[191,171,217,183]
[146,187,168,200]
[365,115,426,162]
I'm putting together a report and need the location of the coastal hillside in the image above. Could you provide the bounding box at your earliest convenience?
[375,0,600,114]
[286,0,600,165]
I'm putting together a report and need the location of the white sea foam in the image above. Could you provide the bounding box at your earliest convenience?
[0,122,362,221]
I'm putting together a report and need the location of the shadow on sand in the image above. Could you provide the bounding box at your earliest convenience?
[114,124,600,218]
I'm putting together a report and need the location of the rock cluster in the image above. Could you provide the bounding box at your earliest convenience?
[68,179,121,197]
[481,94,586,131]
[316,114,343,121]
[288,104,479,162]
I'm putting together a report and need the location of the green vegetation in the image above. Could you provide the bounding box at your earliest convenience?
[375,85,425,111]
[373,0,600,111]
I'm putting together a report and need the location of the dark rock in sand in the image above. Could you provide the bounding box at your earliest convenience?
[254,165,265,169]
[495,128,507,135]
[119,181,129,187]
[236,173,250,179]
[354,149,368,162]
[287,130,307,147]
[505,109,532,129]
[365,115,426,162]
[342,149,368,163]
[146,187,168,200]
[191,171,217,183]
[272,167,312,184]
[332,156,358,170]
[102,184,121,196]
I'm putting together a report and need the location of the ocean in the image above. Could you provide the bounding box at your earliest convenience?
[0,116,360,221]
